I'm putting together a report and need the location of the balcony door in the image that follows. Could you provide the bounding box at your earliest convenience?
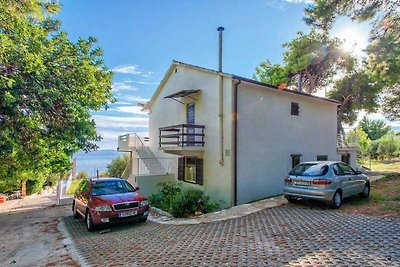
[187,103,195,145]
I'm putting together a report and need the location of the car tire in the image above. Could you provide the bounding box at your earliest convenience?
[72,201,79,218]
[139,216,148,222]
[360,183,370,199]
[85,210,96,232]
[330,190,342,209]
[285,196,297,203]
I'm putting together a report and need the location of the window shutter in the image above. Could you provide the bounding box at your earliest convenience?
[178,158,185,181]
[196,158,203,185]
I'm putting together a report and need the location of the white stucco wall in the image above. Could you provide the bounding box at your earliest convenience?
[236,82,339,204]
[148,65,234,207]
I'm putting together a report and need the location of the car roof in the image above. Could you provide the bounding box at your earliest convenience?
[300,161,341,165]
[89,177,125,182]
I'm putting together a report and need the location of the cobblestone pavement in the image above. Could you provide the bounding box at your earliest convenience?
[63,207,400,266]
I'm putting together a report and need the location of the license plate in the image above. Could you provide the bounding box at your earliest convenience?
[294,180,311,186]
[119,210,137,218]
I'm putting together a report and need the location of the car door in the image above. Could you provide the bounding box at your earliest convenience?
[333,164,351,197]
[338,163,358,197]
[75,180,89,214]
[79,180,90,212]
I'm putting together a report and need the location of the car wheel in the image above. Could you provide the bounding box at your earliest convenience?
[330,190,342,209]
[360,183,370,199]
[285,196,297,203]
[72,201,79,218]
[85,210,95,231]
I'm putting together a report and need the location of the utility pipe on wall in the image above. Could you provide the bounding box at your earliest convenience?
[217,26,225,165]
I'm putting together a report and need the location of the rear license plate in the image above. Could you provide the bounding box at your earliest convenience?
[119,210,137,218]
[294,180,311,186]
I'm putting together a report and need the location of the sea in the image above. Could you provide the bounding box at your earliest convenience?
[73,150,126,177]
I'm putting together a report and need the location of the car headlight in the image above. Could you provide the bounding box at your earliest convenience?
[140,200,149,207]
[95,205,112,212]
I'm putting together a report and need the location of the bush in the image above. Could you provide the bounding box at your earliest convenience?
[67,179,83,195]
[26,178,45,195]
[149,182,219,218]
[170,188,219,218]
[107,154,130,178]
[76,171,89,179]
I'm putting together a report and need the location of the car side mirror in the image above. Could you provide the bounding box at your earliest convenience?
[134,186,140,191]
[355,170,362,175]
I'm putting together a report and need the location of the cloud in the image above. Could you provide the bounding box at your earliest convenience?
[130,80,160,85]
[112,65,142,74]
[108,106,148,115]
[112,81,138,92]
[93,115,148,129]
[121,95,150,102]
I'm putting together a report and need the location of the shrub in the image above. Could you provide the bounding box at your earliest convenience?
[107,154,130,178]
[149,182,219,218]
[26,178,45,195]
[76,171,89,179]
[67,179,83,195]
[170,188,219,218]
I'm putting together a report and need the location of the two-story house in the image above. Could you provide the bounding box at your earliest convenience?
[118,60,357,208]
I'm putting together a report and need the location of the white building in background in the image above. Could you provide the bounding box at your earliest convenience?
[118,60,357,208]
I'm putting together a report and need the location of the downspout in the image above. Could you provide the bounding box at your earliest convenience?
[217,26,225,165]
[233,78,241,206]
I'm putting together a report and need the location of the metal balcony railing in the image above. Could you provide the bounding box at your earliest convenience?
[159,124,205,147]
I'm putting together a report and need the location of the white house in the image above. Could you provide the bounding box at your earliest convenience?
[118,60,357,208]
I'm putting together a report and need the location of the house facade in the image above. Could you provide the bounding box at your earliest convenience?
[118,60,356,207]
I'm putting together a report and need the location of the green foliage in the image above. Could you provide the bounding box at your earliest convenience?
[26,176,46,194]
[304,0,399,119]
[0,0,113,188]
[107,154,130,178]
[149,182,218,218]
[347,128,371,159]
[376,133,399,160]
[76,171,89,180]
[255,30,354,94]
[359,117,391,141]
[67,179,83,195]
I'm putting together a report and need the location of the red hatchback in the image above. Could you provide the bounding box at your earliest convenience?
[72,178,149,231]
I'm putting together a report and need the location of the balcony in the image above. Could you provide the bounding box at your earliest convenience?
[159,124,205,156]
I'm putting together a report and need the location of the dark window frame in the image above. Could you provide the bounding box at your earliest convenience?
[177,157,203,185]
[291,102,299,116]
[317,155,328,161]
[291,154,302,168]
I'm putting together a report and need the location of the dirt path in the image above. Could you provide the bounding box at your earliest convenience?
[0,194,79,267]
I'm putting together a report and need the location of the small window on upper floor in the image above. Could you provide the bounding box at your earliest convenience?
[291,102,299,116]
[317,155,328,161]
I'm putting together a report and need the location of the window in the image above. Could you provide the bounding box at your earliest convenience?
[341,154,351,165]
[178,157,203,185]
[291,102,299,116]
[317,155,328,161]
[291,154,302,168]
[289,163,329,177]
[338,163,356,175]
[333,164,343,175]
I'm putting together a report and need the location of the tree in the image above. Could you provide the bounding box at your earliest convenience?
[255,30,354,94]
[347,128,371,159]
[328,72,382,143]
[76,171,89,180]
[376,132,399,160]
[107,154,130,178]
[0,0,113,191]
[359,117,391,140]
[304,0,400,119]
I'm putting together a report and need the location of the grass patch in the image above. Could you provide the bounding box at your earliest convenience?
[381,205,400,212]
[360,160,400,173]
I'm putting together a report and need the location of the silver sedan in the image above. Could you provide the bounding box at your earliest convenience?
[283,161,370,208]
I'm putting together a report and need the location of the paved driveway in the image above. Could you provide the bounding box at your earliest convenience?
[63,207,400,266]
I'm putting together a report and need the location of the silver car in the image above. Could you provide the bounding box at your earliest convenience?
[283,161,370,208]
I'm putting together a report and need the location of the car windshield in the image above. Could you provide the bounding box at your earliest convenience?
[289,163,329,176]
[91,180,135,196]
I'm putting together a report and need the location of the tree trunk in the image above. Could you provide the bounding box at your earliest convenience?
[21,180,26,197]
[303,68,316,94]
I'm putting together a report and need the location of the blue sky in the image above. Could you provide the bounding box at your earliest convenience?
[57,0,398,150]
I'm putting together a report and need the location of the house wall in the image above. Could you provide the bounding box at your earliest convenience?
[236,82,339,204]
[148,65,234,207]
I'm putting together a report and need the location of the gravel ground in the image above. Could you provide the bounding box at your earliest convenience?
[0,194,79,267]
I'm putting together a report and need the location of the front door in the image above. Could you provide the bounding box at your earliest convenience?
[187,103,195,145]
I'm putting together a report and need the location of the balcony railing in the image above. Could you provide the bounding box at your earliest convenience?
[159,124,205,147]
[131,157,177,176]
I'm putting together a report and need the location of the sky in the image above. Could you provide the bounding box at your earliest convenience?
[57,0,399,150]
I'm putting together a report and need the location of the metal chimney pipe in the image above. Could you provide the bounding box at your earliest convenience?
[217,26,224,72]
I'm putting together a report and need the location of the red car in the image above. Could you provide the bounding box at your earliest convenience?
[72,178,149,231]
